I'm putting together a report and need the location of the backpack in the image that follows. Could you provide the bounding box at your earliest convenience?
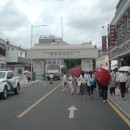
[90,79,95,85]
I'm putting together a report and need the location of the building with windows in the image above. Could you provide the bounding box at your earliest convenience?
[96,48,117,70]
[27,35,98,80]
[37,35,67,77]
[0,38,6,69]
[108,0,130,68]
[6,41,30,76]
[96,48,108,69]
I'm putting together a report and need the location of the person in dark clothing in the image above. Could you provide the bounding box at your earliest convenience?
[101,84,108,102]
[96,80,108,102]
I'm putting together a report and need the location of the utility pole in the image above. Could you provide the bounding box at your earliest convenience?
[61,16,64,42]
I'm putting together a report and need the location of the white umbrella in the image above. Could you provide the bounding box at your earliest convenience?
[23,71,31,75]
[23,71,28,74]
[119,66,130,72]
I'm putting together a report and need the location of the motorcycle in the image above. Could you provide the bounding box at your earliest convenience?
[50,78,53,84]
[49,73,54,84]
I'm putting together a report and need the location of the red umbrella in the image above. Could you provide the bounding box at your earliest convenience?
[95,68,111,85]
[69,67,82,78]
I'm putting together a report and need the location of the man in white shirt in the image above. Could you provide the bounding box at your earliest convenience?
[62,73,68,91]
[118,71,127,100]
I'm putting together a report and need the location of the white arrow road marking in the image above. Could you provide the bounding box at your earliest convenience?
[67,106,78,119]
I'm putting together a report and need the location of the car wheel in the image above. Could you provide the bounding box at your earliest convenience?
[14,84,20,95]
[1,87,8,99]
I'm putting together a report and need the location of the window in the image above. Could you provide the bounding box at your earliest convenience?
[20,52,22,57]
[7,72,14,79]
[126,15,130,32]
[18,69,22,74]
[0,72,6,78]
[52,60,56,64]
[121,21,125,36]
[48,60,51,64]
[117,24,121,39]
[57,60,60,64]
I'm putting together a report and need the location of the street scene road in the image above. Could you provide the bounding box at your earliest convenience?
[0,81,129,130]
[1,1,130,130]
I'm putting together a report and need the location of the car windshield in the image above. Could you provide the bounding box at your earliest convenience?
[0,72,6,79]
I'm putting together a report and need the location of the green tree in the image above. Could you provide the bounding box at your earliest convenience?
[64,59,81,69]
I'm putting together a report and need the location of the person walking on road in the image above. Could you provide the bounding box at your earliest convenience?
[115,68,120,88]
[85,72,94,96]
[96,80,108,102]
[62,73,68,91]
[79,71,87,99]
[77,78,81,95]
[118,71,127,100]
[109,70,116,95]
[102,84,108,103]
[89,72,95,96]
[71,77,76,95]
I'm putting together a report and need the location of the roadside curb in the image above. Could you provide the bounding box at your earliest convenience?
[96,87,130,126]
[108,99,130,127]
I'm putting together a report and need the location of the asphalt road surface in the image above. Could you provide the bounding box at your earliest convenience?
[0,81,129,130]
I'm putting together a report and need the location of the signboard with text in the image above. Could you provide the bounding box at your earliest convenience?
[102,36,107,51]
[110,25,116,45]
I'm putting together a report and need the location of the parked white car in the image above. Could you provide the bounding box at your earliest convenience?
[0,70,20,99]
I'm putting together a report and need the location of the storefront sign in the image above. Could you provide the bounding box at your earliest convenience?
[102,36,107,51]
[110,25,116,46]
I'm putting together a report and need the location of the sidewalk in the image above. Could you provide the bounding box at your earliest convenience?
[108,92,130,120]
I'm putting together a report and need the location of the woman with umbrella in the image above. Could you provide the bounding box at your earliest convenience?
[95,68,111,103]
[101,83,109,102]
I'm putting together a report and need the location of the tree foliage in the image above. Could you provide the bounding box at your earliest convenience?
[64,59,81,69]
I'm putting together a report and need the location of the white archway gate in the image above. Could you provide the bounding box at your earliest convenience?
[27,42,98,80]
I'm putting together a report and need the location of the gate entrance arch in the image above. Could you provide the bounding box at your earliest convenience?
[27,42,97,80]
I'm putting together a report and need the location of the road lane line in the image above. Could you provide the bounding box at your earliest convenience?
[17,84,61,118]
[108,100,130,127]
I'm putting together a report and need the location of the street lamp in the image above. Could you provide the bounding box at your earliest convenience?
[30,24,46,75]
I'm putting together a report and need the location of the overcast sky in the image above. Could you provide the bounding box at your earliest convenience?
[0,0,119,49]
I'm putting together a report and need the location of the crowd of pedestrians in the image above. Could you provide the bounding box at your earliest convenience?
[109,68,130,100]
[61,71,98,100]
[61,67,130,103]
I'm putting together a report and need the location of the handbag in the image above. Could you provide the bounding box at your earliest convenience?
[90,79,94,85]
[115,88,120,96]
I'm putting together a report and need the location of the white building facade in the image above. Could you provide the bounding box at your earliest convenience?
[27,38,98,80]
